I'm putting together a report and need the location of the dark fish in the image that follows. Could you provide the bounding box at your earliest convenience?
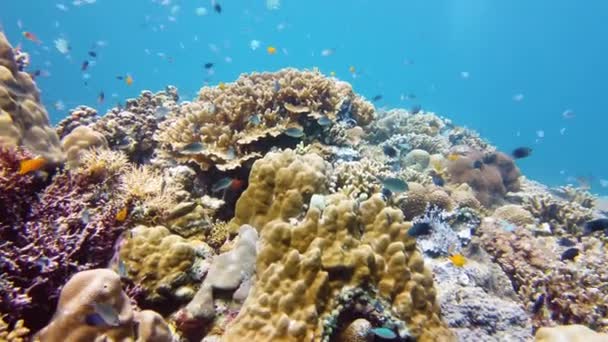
[284,127,304,138]
[531,293,545,314]
[472,160,483,169]
[116,76,124,80]
[583,218,608,235]
[317,115,331,126]
[372,94,383,102]
[557,237,576,247]
[30,69,41,78]
[204,62,214,69]
[381,187,392,201]
[482,153,497,164]
[431,174,445,187]
[512,147,532,159]
[88,51,97,58]
[408,221,432,237]
[213,2,222,13]
[81,60,89,71]
[411,105,422,114]
[180,142,206,155]
[381,178,408,193]
[98,91,104,103]
[560,247,579,261]
[383,145,398,158]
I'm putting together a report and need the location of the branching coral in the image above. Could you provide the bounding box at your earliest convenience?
[155,68,374,171]
[55,106,99,139]
[522,192,593,235]
[0,32,63,165]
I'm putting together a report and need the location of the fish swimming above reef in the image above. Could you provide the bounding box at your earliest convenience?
[381,177,408,193]
[431,174,445,187]
[317,115,331,126]
[204,62,214,69]
[284,127,304,138]
[583,218,608,235]
[19,157,46,175]
[512,147,532,159]
[410,105,422,114]
[372,94,383,102]
[558,237,576,247]
[180,142,205,155]
[560,247,579,261]
[448,253,467,267]
[371,327,397,339]
[532,293,545,314]
[408,221,432,237]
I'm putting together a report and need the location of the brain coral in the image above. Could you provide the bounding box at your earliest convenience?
[155,68,375,171]
[222,150,452,341]
[0,32,63,164]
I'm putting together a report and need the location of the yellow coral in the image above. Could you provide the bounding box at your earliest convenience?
[77,147,129,178]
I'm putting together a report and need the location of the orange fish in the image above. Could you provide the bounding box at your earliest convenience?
[125,75,133,86]
[22,31,41,44]
[115,207,128,222]
[19,157,46,175]
[448,253,467,267]
[267,46,277,55]
[230,178,244,191]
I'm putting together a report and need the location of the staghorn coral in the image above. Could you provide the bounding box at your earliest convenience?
[61,125,108,169]
[522,192,593,235]
[155,68,374,171]
[0,32,63,165]
[217,150,452,341]
[55,105,99,139]
[552,184,596,209]
[330,158,386,199]
[37,268,172,342]
[447,147,520,207]
[119,225,214,304]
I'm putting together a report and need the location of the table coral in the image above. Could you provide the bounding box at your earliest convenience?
[155,68,374,171]
[219,150,453,341]
[0,32,63,165]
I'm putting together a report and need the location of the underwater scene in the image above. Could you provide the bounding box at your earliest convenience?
[1,1,608,341]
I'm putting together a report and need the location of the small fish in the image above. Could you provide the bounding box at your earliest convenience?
[449,253,467,267]
[512,147,532,159]
[22,31,41,44]
[204,62,214,69]
[583,218,608,235]
[321,48,335,57]
[431,174,445,187]
[249,39,261,51]
[230,178,244,191]
[372,95,383,102]
[97,91,104,103]
[29,70,42,78]
[381,177,408,193]
[348,66,356,73]
[86,302,120,327]
[19,157,46,175]
[180,142,206,155]
[317,115,331,126]
[383,145,398,158]
[410,105,422,114]
[284,127,304,138]
[115,207,128,222]
[81,60,89,71]
[531,294,545,314]
[125,75,133,86]
[381,187,392,201]
[408,222,432,237]
[329,71,336,77]
[370,327,397,340]
[482,153,497,164]
[249,113,261,126]
[212,177,233,192]
[81,208,91,225]
[472,160,483,169]
[213,2,222,13]
[273,80,281,92]
[560,247,579,261]
[115,75,124,80]
[218,82,226,90]
[562,109,575,119]
[267,46,277,55]
[557,237,576,247]
[447,153,460,161]
[88,51,97,57]
[513,93,524,102]
[54,38,70,54]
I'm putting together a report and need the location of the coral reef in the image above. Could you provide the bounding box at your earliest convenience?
[61,125,108,169]
[55,105,99,139]
[535,324,608,342]
[493,204,535,227]
[220,150,452,341]
[155,68,374,171]
[522,191,593,235]
[0,32,63,165]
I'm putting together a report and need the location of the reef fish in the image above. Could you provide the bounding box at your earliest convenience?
[98,91,104,103]
[284,127,304,138]
[557,237,576,247]
[125,75,133,86]
[19,157,46,175]
[88,51,97,58]
[22,31,41,44]
[372,94,383,102]
[267,46,277,55]
[180,142,206,155]
[204,62,214,69]
[383,145,398,158]
[81,60,89,71]
[381,177,408,193]
[532,293,545,314]
[115,207,128,222]
[410,105,422,114]
[449,254,467,267]
[560,247,579,261]
[512,147,532,159]
[407,221,432,237]
[213,2,222,13]
[317,115,331,126]
[381,187,392,201]
[85,302,120,327]
[431,174,445,187]
[211,177,233,192]
[370,327,397,340]
[583,218,608,235]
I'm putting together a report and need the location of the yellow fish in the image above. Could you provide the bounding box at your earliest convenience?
[449,254,467,267]
[19,157,46,175]
[267,46,277,55]
[349,66,356,73]
[447,153,460,161]
[330,71,336,77]
[115,207,128,222]
[125,75,133,86]
[218,82,226,90]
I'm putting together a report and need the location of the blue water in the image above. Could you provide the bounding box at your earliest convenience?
[2,0,607,193]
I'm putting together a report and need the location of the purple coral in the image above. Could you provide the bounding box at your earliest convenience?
[0,167,126,331]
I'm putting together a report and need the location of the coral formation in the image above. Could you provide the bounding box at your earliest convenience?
[535,324,608,342]
[155,68,374,171]
[522,191,593,235]
[55,105,99,139]
[0,32,63,165]
[493,204,535,227]
[220,150,452,341]
[61,125,108,169]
